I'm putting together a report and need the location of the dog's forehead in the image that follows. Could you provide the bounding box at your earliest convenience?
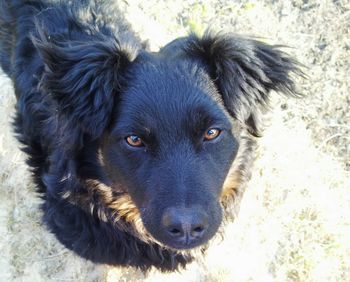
[117,59,228,130]
[125,58,216,98]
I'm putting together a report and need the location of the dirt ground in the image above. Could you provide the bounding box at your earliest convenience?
[0,0,349,281]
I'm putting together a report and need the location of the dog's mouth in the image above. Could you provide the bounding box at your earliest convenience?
[155,234,209,250]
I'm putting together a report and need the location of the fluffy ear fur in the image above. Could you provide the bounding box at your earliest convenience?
[32,28,137,138]
[172,32,303,136]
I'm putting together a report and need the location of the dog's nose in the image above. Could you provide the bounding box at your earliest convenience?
[161,207,209,246]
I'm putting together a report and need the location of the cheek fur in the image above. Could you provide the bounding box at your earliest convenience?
[221,134,257,211]
[101,139,153,208]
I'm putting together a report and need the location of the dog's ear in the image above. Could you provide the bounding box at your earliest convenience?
[32,29,137,138]
[172,32,302,136]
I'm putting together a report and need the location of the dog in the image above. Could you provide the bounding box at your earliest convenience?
[0,0,301,271]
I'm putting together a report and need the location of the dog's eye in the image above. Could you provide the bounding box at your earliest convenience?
[204,128,221,141]
[126,135,144,147]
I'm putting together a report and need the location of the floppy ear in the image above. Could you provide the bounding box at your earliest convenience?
[32,29,137,138]
[175,32,303,136]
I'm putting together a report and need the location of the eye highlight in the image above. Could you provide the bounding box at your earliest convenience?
[126,135,144,147]
[204,128,221,141]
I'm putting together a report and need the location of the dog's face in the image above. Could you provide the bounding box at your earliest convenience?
[101,57,240,249]
[35,32,300,250]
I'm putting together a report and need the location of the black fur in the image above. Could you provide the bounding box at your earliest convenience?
[0,0,302,271]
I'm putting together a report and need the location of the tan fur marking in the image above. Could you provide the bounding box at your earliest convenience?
[109,195,140,224]
[80,180,152,242]
[221,168,243,206]
[220,133,256,214]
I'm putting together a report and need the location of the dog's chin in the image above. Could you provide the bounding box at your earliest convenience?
[159,238,209,251]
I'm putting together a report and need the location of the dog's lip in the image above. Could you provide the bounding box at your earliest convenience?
[150,229,212,250]
[161,237,206,250]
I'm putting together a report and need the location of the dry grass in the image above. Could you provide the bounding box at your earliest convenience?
[1,0,349,281]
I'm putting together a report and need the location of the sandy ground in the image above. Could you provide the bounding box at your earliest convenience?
[0,0,349,281]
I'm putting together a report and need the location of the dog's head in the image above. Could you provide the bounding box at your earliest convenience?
[34,31,300,250]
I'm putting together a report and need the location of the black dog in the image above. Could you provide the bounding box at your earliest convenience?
[0,0,301,271]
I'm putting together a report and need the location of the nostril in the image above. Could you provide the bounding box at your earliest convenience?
[168,227,182,236]
[193,226,204,233]
[191,225,205,238]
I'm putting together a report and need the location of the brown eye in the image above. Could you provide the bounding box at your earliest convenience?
[126,135,144,147]
[204,128,221,141]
